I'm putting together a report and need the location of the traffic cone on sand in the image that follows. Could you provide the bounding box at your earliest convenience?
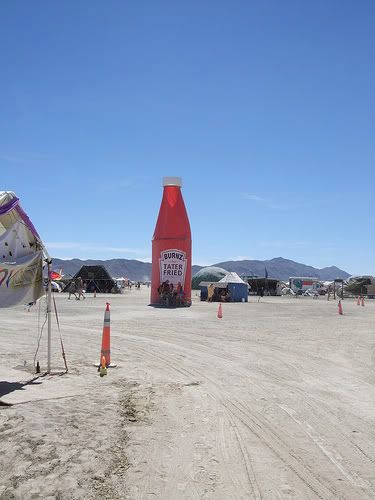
[338,300,343,315]
[99,303,111,367]
[217,303,223,319]
[361,297,365,307]
[99,355,107,377]
[357,296,360,305]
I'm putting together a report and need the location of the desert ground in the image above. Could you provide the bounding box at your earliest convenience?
[0,288,374,499]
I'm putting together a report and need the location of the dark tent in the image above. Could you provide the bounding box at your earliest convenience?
[63,265,116,294]
[246,277,283,296]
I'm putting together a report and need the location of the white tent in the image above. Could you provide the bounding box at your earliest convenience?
[218,272,248,285]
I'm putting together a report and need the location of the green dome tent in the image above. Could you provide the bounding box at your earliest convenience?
[192,266,228,290]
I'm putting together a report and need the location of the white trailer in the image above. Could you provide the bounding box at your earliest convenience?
[289,277,322,294]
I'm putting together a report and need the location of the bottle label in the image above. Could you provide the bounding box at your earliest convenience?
[159,249,187,287]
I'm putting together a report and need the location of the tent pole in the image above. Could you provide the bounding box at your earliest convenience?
[47,258,52,374]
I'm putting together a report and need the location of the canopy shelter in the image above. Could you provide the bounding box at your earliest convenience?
[0,191,56,373]
[245,277,284,296]
[199,272,249,302]
[63,265,116,294]
[342,276,374,297]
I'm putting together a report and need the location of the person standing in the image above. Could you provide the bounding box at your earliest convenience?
[77,277,85,300]
[207,283,215,302]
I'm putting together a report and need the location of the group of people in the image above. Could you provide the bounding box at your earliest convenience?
[157,280,185,307]
[68,277,85,300]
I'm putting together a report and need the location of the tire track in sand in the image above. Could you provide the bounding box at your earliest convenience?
[125,331,375,498]
[125,341,262,499]
[125,340,345,499]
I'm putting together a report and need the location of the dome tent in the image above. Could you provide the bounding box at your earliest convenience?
[191,266,228,290]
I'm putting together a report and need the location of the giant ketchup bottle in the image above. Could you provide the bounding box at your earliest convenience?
[151,177,192,306]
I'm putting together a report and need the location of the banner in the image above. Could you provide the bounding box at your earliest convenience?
[0,251,44,308]
[159,249,187,287]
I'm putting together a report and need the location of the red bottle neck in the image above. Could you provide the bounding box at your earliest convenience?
[153,185,191,240]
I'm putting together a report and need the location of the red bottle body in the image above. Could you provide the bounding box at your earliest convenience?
[151,178,192,306]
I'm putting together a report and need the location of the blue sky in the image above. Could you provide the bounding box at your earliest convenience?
[1,1,374,274]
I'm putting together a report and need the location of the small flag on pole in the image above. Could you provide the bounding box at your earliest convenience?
[50,269,63,280]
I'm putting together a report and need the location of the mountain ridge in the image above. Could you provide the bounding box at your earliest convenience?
[213,257,350,281]
[51,256,350,282]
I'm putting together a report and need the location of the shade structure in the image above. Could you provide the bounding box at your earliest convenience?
[63,265,116,293]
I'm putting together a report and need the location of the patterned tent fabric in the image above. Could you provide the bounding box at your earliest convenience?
[0,191,44,307]
[0,192,40,239]
[0,221,36,262]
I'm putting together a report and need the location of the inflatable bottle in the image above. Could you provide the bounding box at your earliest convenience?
[151,177,192,306]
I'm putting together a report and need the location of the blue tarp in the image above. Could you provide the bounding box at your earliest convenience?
[227,282,248,302]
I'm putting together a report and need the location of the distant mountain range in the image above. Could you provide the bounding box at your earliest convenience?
[213,257,350,281]
[52,257,350,282]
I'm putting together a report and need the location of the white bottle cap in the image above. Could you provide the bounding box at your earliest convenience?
[163,177,182,187]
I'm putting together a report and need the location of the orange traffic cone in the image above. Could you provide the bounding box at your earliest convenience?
[99,355,107,377]
[217,303,223,319]
[338,300,343,315]
[357,296,360,305]
[100,303,111,366]
[361,297,365,307]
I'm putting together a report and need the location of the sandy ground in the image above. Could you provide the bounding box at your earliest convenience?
[0,288,375,499]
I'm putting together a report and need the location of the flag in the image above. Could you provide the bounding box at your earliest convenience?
[50,269,63,280]
[265,267,268,279]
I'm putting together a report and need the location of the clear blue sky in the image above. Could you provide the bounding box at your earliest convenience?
[1,1,374,275]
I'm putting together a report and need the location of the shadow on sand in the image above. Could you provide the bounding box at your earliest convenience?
[0,375,44,407]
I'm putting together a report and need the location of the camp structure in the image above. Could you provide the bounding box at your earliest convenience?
[0,191,56,373]
[199,272,249,302]
[244,276,284,296]
[341,275,375,298]
[0,191,46,306]
[192,266,228,290]
[63,265,116,294]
